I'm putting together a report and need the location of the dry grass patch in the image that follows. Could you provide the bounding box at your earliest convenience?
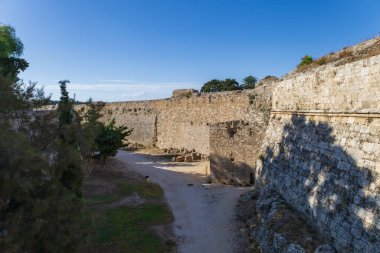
[295,36,380,73]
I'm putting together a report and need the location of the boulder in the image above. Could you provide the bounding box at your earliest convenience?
[314,244,336,253]
[285,244,305,253]
[184,155,193,162]
[175,155,185,162]
[191,152,202,160]
[273,233,287,251]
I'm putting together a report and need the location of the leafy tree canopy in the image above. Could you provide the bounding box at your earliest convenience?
[200,78,240,93]
[241,75,258,89]
[0,25,23,57]
[0,25,29,79]
[95,118,132,164]
[200,76,258,93]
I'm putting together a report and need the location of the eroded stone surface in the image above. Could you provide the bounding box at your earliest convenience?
[236,186,330,253]
[256,52,380,252]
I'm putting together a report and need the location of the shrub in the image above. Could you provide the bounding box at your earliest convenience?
[95,119,133,168]
[298,55,313,67]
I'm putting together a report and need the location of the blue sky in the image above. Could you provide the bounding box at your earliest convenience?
[1,0,379,101]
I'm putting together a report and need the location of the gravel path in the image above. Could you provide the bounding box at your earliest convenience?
[116,151,252,253]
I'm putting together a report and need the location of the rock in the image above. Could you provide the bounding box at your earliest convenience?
[201,155,210,161]
[236,185,329,253]
[124,142,144,151]
[184,155,193,162]
[192,152,202,160]
[314,243,336,253]
[285,243,305,253]
[175,155,185,162]
[273,233,287,251]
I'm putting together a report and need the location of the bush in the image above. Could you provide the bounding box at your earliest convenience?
[298,55,313,67]
[95,119,132,167]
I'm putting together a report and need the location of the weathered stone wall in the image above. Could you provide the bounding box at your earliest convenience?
[208,82,273,185]
[208,82,272,185]
[210,120,265,185]
[79,37,379,251]
[156,91,250,154]
[101,83,272,156]
[100,100,160,146]
[98,82,273,185]
[273,56,380,113]
[256,53,380,252]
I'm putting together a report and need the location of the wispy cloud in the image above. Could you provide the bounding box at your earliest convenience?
[42,80,197,102]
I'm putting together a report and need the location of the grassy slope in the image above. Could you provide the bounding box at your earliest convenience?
[81,159,175,253]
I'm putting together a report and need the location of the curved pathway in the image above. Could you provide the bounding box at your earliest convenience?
[116,151,252,253]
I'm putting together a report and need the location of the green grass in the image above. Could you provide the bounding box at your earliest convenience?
[84,182,164,205]
[84,193,123,205]
[94,205,173,252]
[83,181,174,253]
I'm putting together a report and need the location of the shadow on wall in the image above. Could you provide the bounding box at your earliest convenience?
[211,154,253,186]
[259,115,379,252]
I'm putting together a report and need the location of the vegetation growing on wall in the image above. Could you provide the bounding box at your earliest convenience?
[296,37,380,72]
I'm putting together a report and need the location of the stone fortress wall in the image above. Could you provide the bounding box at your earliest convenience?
[100,100,159,146]
[100,82,274,185]
[209,83,272,185]
[96,36,379,252]
[255,39,380,252]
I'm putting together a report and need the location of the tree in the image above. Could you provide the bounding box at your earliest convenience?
[56,80,84,197]
[0,25,28,79]
[241,75,258,89]
[222,78,240,91]
[200,79,222,92]
[0,25,30,117]
[0,25,23,57]
[79,99,105,172]
[200,78,241,93]
[0,25,87,252]
[95,118,132,168]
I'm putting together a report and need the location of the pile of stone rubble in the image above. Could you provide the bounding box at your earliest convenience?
[163,148,208,162]
[124,142,145,151]
[236,186,337,253]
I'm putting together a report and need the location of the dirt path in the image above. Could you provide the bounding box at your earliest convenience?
[116,151,252,253]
